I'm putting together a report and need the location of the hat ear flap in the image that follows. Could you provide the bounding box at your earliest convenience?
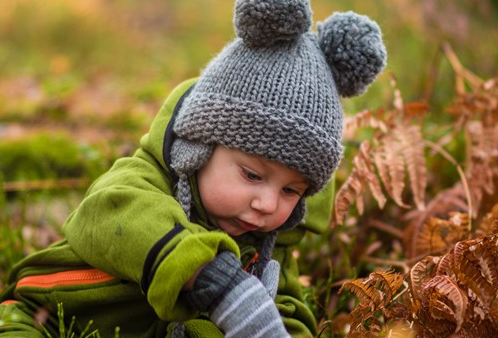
[317,11,387,98]
[170,138,214,177]
[234,0,312,47]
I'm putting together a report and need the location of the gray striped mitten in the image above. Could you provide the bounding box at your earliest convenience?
[186,251,290,338]
[211,274,290,338]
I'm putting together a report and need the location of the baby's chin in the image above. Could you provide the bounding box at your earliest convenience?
[212,219,246,237]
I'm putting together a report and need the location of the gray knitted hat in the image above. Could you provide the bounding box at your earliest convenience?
[171,0,387,227]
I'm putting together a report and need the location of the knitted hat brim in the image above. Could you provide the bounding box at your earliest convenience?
[174,92,343,195]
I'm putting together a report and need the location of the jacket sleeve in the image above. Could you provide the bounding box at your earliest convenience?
[63,149,239,322]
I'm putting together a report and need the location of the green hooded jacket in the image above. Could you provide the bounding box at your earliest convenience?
[1,79,334,338]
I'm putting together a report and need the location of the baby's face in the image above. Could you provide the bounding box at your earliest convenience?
[197,146,308,237]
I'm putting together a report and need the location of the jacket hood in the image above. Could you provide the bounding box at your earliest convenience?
[139,78,198,172]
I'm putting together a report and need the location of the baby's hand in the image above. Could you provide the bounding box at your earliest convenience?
[260,259,280,300]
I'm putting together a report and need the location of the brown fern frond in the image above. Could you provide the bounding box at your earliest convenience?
[403,185,469,261]
[395,125,427,210]
[333,140,385,226]
[370,269,405,304]
[477,203,498,236]
[344,109,389,138]
[420,275,468,332]
[357,141,387,210]
[340,269,405,313]
[466,121,498,216]
[405,214,469,262]
[373,135,409,209]
[409,256,440,303]
[339,278,383,311]
[435,251,455,277]
[448,79,498,120]
[341,268,410,338]
[410,217,446,259]
[333,165,365,226]
[414,184,468,220]
[408,231,498,336]
[334,123,427,226]
[444,45,498,220]
[454,234,498,311]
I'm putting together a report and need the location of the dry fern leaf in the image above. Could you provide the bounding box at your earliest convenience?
[408,233,498,335]
[373,135,408,209]
[403,190,470,261]
[339,277,383,311]
[403,184,468,229]
[454,234,498,313]
[357,141,387,209]
[344,109,388,138]
[435,251,455,277]
[370,269,405,305]
[466,121,498,216]
[333,140,384,226]
[478,203,498,236]
[333,166,365,225]
[407,214,469,262]
[394,125,427,210]
[340,269,405,313]
[412,217,449,257]
[409,256,440,303]
[420,275,468,332]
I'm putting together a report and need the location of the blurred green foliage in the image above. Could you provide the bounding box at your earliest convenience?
[0,133,107,182]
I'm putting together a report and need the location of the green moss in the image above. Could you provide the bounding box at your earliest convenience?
[0,132,108,182]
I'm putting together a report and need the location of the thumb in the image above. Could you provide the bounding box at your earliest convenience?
[260,259,280,299]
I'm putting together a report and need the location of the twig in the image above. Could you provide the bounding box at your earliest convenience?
[423,140,473,225]
[442,42,483,91]
[392,280,410,302]
[2,178,89,192]
[368,219,405,239]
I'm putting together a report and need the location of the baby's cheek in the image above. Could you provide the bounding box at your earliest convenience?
[269,210,294,230]
[280,201,302,225]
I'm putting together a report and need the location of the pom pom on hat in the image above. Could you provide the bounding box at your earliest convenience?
[234,0,312,47]
[317,11,387,97]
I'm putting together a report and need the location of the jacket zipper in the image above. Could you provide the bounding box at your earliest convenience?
[16,268,115,288]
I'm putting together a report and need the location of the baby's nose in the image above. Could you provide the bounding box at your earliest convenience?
[251,188,279,214]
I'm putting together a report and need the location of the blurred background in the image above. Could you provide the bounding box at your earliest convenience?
[1,0,498,179]
[1,0,498,322]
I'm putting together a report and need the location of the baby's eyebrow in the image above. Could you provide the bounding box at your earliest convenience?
[288,180,309,188]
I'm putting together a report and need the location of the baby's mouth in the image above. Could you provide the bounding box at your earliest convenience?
[234,218,260,231]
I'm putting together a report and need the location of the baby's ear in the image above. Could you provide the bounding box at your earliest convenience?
[317,11,387,98]
[234,0,312,47]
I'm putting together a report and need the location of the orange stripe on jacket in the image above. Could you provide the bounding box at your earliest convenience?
[16,268,115,288]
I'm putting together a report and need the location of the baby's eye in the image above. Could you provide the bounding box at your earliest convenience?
[243,168,261,181]
[282,187,302,196]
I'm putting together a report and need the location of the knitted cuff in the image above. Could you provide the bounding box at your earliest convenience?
[186,251,248,312]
